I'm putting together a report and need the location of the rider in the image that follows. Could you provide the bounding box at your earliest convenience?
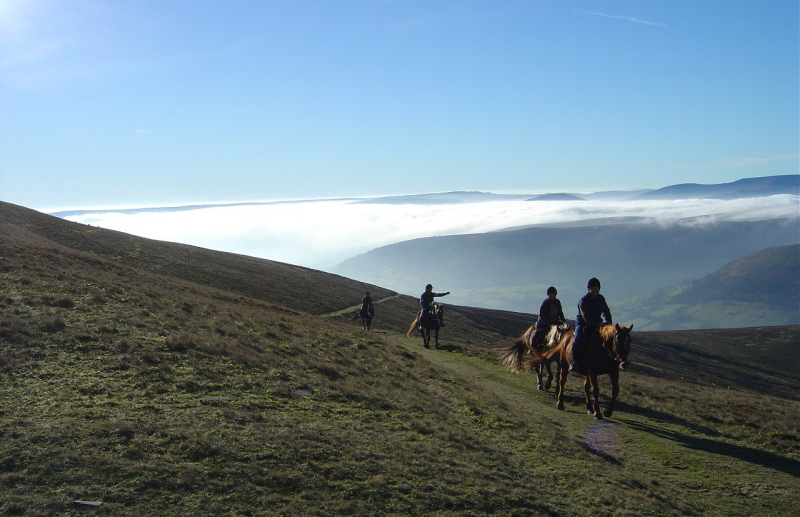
[420,284,449,327]
[361,291,374,316]
[531,286,566,349]
[569,277,612,372]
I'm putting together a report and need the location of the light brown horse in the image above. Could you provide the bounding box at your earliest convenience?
[498,323,570,390]
[526,324,632,419]
[406,303,444,349]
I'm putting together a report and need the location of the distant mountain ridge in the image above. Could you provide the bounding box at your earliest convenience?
[630,174,799,200]
[48,174,798,216]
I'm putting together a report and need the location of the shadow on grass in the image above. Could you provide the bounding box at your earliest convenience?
[615,402,725,438]
[622,419,800,477]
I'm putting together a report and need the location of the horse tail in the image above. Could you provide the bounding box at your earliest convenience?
[526,329,573,366]
[520,324,536,349]
[497,338,528,373]
[406,315,420,337]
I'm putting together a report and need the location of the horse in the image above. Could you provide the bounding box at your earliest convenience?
[406,303,444,349]
[498,322,570,391]
[526,324,632,419]
[352,304,374,330]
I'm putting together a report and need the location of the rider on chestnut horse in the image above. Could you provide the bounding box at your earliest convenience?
[531,286,566,350]
[570,277,612,372]
[419,284,449,329]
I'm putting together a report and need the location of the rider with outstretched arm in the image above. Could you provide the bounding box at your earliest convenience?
[420,284,449,326]
[420,284,449,311]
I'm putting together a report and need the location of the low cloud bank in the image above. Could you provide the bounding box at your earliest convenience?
[63,195,800,271]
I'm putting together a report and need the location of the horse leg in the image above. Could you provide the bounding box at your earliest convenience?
[583,376,593,415]
[433,327,440,349]
[535,364,544,390]
[603,370,620,418]
[556,362,567,410]
[422,328,429,348]
[544,362,553,391]
[586,374,602,419]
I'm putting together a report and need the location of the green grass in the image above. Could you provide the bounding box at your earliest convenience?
[0,201,798,516]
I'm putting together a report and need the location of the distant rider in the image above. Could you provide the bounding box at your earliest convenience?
[531,286,566,349]
[361,291,374,316]
[569,277,612,372]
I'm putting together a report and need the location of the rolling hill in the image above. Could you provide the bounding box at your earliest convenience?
[630,174,799,200]
[0,200,798,516]
[616,245,800,330]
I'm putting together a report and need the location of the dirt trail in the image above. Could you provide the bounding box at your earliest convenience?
[393,335,575,421]
[323,293,406,318]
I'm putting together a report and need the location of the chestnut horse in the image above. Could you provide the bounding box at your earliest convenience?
[526,324,632,419]
[406,303,444,349]
[498,323,570,391]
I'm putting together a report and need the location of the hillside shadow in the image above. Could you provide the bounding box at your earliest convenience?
[622,419,800,477]
[615,402,725,438]
[436,343,467,353]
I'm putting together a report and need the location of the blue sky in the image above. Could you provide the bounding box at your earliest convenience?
[1,0,798,211]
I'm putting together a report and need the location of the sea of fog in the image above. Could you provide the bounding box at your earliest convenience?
[60,195,800,271]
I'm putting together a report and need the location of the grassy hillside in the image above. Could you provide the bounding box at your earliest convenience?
[616,245,800,330]
[0,202,798,516]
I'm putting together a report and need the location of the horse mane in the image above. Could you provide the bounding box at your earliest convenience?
[598,324,616,341]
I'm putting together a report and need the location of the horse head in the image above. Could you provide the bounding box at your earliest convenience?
[612,324,633,370]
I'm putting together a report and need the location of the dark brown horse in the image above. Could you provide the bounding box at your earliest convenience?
[406,303,444,349]
[352,304,374,330]
[498,323,570,391]
[526,324,632,419]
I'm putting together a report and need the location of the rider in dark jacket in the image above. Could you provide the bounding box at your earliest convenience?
[361,292,374,316]
[420,284,449,326]
[570,277,612,372]
[420,284,449,311]
[531,286,566,348]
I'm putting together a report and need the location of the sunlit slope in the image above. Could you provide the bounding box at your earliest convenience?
[0,201,395,315]
[616,245,800,330]
[0,200,798,515]
[0,201,532,343]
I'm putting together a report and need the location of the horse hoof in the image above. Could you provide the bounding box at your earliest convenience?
[557,402,564,411]
[595,413,604,420]
[537,385,543,391]
[603,410,613,418]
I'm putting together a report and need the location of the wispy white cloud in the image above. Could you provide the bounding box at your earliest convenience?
[63,195,799,271]
[577,10,667,28]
